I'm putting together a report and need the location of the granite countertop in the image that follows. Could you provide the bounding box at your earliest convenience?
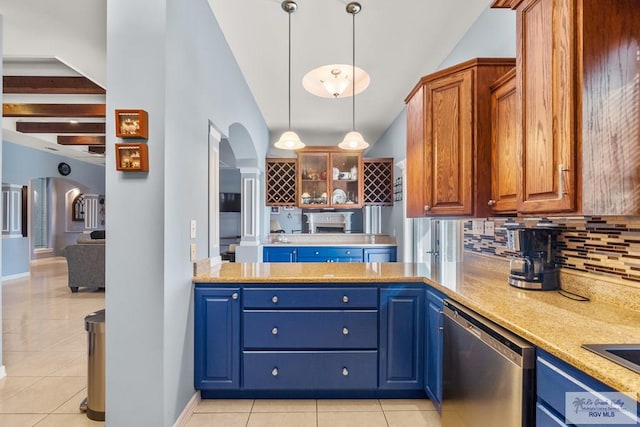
[193,254,640,401]
[262,233,397,247]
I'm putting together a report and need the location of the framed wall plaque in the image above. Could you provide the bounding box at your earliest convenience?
[115,109,148,139]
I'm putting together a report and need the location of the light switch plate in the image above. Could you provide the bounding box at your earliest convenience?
[484,220,495,236]
[471,220,484,236]
[190,220,197,239]
[190,243,197,261]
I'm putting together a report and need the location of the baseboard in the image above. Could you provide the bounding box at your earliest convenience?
[172,391,200,427]
[0,365,7,379]
[2,272,30,281]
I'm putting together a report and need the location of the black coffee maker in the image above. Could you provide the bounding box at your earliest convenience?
[505,223,560,290]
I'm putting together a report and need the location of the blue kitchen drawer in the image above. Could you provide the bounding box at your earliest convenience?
[297,256,363,263]
[243,310,378,349]
[244,287,378,309]
[536,402,567,426]
[243,350,378,390]
[297,247,363,260]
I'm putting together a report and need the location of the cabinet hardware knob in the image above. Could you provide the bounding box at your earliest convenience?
[231,293,239,300]
[342,295,349,303]
[315,251,320,255]
[488,199,496,206]
[342,367,349,376]
[272,327,279,335]
[272,296,279,304]
[342,327,349,335]
[424,205,431,212]
[272,367,279,377]
[346,251,351,255]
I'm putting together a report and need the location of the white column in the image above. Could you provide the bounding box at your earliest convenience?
[396,159,413,262]
[235,167,262,262]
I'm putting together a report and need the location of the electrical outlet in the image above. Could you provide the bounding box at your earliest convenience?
[190,243,197,261]
[190,220,197,239]
[484,220,495,236]
[471,220,484,236]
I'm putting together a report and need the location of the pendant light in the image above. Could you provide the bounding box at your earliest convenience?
[339,2,369,150]
[274,1,305,150]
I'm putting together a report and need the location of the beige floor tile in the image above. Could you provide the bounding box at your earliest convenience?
[0,376,42,402]
[0,413,47,427]
[185,412,250,427]
[54,389,87,414]
[317,399,382,412]
[385,410,441,427]
[251,399,316,412]
[317,411,387,427]
[248,412,317,427]
[194,398,254,413]
[33,413,104,426]
[0,376,86,414]
[43,332,87,353]
[379,399,436,411]
[3,351,85,377]
[48,353,88,378]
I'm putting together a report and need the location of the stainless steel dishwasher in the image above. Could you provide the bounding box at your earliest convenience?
[442,299,535,427]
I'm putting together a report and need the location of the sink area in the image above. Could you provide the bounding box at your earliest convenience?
[582,344,640,375]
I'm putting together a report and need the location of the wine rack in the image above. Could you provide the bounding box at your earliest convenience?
[363,159,394,206]
[266,158,297,206]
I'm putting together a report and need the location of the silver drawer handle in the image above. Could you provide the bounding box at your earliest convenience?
[342,367,349,376]
[342,327,349,335]
[346,250,351,255]
[315,251,320,255]
[342,295,349,303]
[231,292,238,300]
[272,296,278,304]
[272,327,279,335]
[272,367,279,377]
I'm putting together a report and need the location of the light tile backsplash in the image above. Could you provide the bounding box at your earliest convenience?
[464,216,640,286]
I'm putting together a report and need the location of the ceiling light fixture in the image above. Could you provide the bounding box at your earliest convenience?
[302,64,370,99]
[339,2,369,151]
[274,0,305,150]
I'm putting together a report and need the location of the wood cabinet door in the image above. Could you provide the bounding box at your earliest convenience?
[516,0,576,214]
[424,69,473,216]
[490,70,518,213]
[405,86,427,217]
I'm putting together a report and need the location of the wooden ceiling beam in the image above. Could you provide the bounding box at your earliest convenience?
[57,135,106,146]
[3,103,106,118]
[88,146,106,155]
[3,76,105,94]
[16,122,105,133]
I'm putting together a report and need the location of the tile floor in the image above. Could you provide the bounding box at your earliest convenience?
[1,258,441,427]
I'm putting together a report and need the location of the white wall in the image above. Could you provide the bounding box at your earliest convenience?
[105,0,268,425]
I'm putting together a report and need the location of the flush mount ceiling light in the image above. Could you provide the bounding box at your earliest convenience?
[339,2,369,151]
[274,0,305,150]
[302,64,370,99]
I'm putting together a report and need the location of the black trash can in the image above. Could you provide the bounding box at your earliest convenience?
[82,309,105,421]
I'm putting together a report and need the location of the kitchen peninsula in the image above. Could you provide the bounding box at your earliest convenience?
[193,254,640,409]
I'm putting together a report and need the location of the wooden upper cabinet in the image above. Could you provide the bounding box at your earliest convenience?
[406,86,426,217]
[489,68,518,214]
[495,0,640,215]
[405,58,515,218]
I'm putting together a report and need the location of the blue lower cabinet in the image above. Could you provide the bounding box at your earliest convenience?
[243,351,378,390]
[194,287,240,390]
[363,247,397,262]
[425,288,445,410]
[379,287,424,389]
[536,349,639,426]
[297,247,364,263]
[263,247,297,262]
[244,287,378,309]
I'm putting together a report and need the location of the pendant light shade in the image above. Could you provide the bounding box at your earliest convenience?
[339,2,369,151]
[275,130,305,150]
[274,0,305,150]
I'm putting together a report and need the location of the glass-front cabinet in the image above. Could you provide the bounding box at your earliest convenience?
[297,147,363,209]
